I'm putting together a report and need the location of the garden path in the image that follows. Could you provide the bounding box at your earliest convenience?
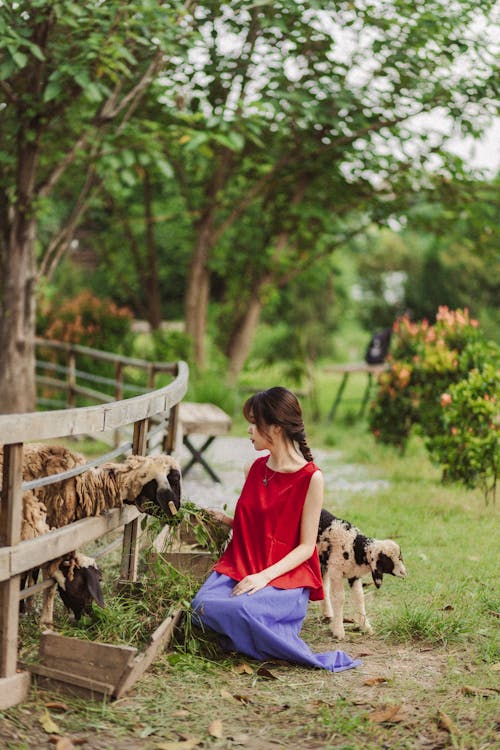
[177,435,389,513]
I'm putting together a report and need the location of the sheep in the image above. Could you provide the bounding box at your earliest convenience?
[19,443,182,527]
[317,508,406,640]
[1,444,182,626]
[19,489,103,626]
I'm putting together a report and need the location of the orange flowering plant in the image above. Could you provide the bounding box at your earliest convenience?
[37,291,134,400]
[369,306,492,476]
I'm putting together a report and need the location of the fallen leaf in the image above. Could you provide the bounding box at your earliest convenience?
[460,684,499,697]
[488,610,500,618]
[363,676,388,686]
[233,694,253,704]
[39,710,61,735]
[437,710,458,735]
[155,739,201,750]
[45,702,69,713]
[234,662,253,675]
[55,739,77,750]
[172,710,190,718]
[256,666,277,680]
[220,688,237,702]
[368,704,402,723]
[491,663,500,671]
[442,604,454,611]
[208,719,223,738]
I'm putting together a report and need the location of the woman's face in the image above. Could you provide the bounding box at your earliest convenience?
[247,419,273,452]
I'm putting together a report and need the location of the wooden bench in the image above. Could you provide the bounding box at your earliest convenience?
[324,362,387,421]
[178,402,232,483]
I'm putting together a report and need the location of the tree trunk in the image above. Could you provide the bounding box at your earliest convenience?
[143,171,162,330]
[0,226,37,414]
[225,279,269,383]
[0,127,40,414]
[184,222,212,368]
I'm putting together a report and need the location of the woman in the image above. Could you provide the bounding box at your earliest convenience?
[191,387,360,672]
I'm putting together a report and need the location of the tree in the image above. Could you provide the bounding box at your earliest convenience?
[352,176,500,338]
[0,0,193,413]
[159,0,498,371]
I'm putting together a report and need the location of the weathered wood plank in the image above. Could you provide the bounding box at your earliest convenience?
[0,506,140,582]
[323,362,387,374]
[0,444,24,677]
[0,362,189,443]
[27,663,115,697]
[114,610,182,699]
[178,402,232,436]
[39,631,137,684]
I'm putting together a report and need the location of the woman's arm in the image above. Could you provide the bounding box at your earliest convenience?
[232,469,324,596]
[207,509,234,528]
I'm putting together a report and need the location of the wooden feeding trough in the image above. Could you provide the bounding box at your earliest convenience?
[24,548,214,700]
[26,609,183,699]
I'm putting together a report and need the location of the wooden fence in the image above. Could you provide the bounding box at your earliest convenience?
[0,348,189,709]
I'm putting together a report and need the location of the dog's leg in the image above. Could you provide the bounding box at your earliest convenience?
[329,573,345,639]
[350,578,373,634]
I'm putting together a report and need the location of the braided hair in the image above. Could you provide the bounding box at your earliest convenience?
[243,386,314,462]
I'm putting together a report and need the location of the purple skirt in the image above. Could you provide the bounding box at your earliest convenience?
[191,572,361,673]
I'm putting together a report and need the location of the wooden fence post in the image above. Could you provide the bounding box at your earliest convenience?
[0,444,30,708]
[119,419,149,582]
[67,351,76,408]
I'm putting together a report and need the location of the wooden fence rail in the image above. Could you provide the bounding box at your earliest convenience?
[0,347,189,709]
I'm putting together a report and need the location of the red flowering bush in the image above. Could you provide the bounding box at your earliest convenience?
[37,291,134,401]
[369,307,481,452]
[369,307,499,501]
[39,290,133,351]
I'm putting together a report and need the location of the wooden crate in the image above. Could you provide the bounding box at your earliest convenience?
[163,550,214,580]
[25,609,182,700]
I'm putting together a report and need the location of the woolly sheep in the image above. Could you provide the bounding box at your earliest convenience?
[1,444,182,626]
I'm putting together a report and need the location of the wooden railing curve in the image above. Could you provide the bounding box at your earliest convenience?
[0,357,189,709]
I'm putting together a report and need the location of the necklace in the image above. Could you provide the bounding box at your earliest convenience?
[262,465,277,486]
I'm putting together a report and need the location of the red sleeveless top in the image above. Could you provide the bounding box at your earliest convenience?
[214,455,324,601]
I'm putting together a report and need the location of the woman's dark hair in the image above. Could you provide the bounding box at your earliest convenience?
[243,386,313,461]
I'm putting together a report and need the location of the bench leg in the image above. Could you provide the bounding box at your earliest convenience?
[358,372,373,418]
[182,436,222,483]
[328,373,349,422]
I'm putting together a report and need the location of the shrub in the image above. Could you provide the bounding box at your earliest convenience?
[38,289,133,353]
[369,307,499,501]
[431,363,499,504]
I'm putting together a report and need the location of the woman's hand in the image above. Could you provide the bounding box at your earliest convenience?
[206,509,233,527]
[232,572,270,596]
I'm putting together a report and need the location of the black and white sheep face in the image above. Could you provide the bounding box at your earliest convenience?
[368,541,407,588]
[54,553,105,621]
[136,469,182,516]
[118,455,182,517]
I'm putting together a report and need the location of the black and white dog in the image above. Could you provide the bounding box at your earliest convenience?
[316,509,406,639]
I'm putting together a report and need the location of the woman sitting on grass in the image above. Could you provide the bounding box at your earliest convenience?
[191,386,360,673]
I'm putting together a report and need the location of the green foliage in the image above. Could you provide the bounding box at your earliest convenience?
[430,363,499,503]
[369,307,499,501]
